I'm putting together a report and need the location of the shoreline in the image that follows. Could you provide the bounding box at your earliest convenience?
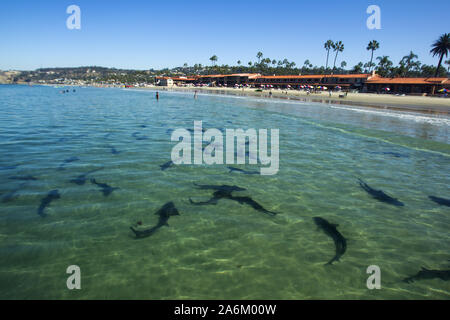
[149,86,450,115]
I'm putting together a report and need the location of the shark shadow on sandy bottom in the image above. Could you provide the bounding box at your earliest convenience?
[90,178,119,196]
[313,217,347,265]
[160,161,174,171]
[9,175,38,181]
[358,178,404,207]
[189,188,277,216]
[428,195,450,207]
[403,267,450,283]
[130,202,180,239]
[227,166,259,175]
[58,156,80,171]
[37,190,61,217]
[193,183,246,193]
[1,183,27,203]
[69,168,103,185]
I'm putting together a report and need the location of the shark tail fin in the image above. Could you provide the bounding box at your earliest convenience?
[130,227,139,237]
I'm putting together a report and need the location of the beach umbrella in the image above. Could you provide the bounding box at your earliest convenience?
[438,88,447,93]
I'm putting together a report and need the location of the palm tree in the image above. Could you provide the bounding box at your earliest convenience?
[210,55,218,66]
[324,40,334,70]
[366,40,380,72]
[256,52,263,64]
[352,62,363,74]
[430,33,450,77]
[399,51,420,76]
[237,60,241,66]
[445,59,450,72]
[332,41,344,71]
[376,56,393,77]
[341,61,347,69]
[272,59,277,68]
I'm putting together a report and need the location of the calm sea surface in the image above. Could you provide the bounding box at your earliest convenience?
[0,85,449,299]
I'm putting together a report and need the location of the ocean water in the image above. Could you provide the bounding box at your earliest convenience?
[0,84,449,300]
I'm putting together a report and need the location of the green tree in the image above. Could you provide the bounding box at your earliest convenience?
[324,40,334,70]
[210,55,218,66]
[237,60,241,66]
[256,51,263,64]
[430,33,450,77]
[352,62,364,74]
[366,40,380,72]
[445,59,450,72]
[341,61,347,69]
[376,56,393,77]
[399,51,421,76]
[332,41,344,71]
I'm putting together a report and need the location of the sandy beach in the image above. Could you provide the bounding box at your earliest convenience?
[147,85,450,115]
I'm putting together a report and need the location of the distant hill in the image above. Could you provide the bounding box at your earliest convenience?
[0,70,22,84]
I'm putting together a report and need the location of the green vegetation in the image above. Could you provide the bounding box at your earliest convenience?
[430,33,450,77]
[7,34,449,85]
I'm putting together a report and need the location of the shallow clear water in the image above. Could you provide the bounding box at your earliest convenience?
[0,85,449,299]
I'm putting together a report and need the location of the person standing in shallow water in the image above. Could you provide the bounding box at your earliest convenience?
[156,92,159,100]
[194,91,198,99]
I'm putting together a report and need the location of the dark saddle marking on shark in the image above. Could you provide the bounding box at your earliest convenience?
[38,190,61,217]
[9,175,37,181]
[70,168,103,185]
[130,202,180,239]
[314,217,347,265]
[160,161,174,171]
[90,178,119,196]
[428,196,450,207]
[403,267,450,283]
[358,178,404,207]
[227,166,259,175]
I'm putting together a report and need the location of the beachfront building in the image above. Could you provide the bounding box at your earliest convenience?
[156,76,196,86]
[248,74,372,90]
[195,73,261,86]
[363,76,450,95]
[156,72,449,95]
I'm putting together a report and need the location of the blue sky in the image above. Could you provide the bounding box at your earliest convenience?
[0,0,449,70]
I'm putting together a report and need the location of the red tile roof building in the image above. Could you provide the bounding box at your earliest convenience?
[157,72,449,95]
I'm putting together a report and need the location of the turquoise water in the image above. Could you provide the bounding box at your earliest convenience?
[0,84,449,299]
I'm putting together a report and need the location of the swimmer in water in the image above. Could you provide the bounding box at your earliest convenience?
[156,92,159,100]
